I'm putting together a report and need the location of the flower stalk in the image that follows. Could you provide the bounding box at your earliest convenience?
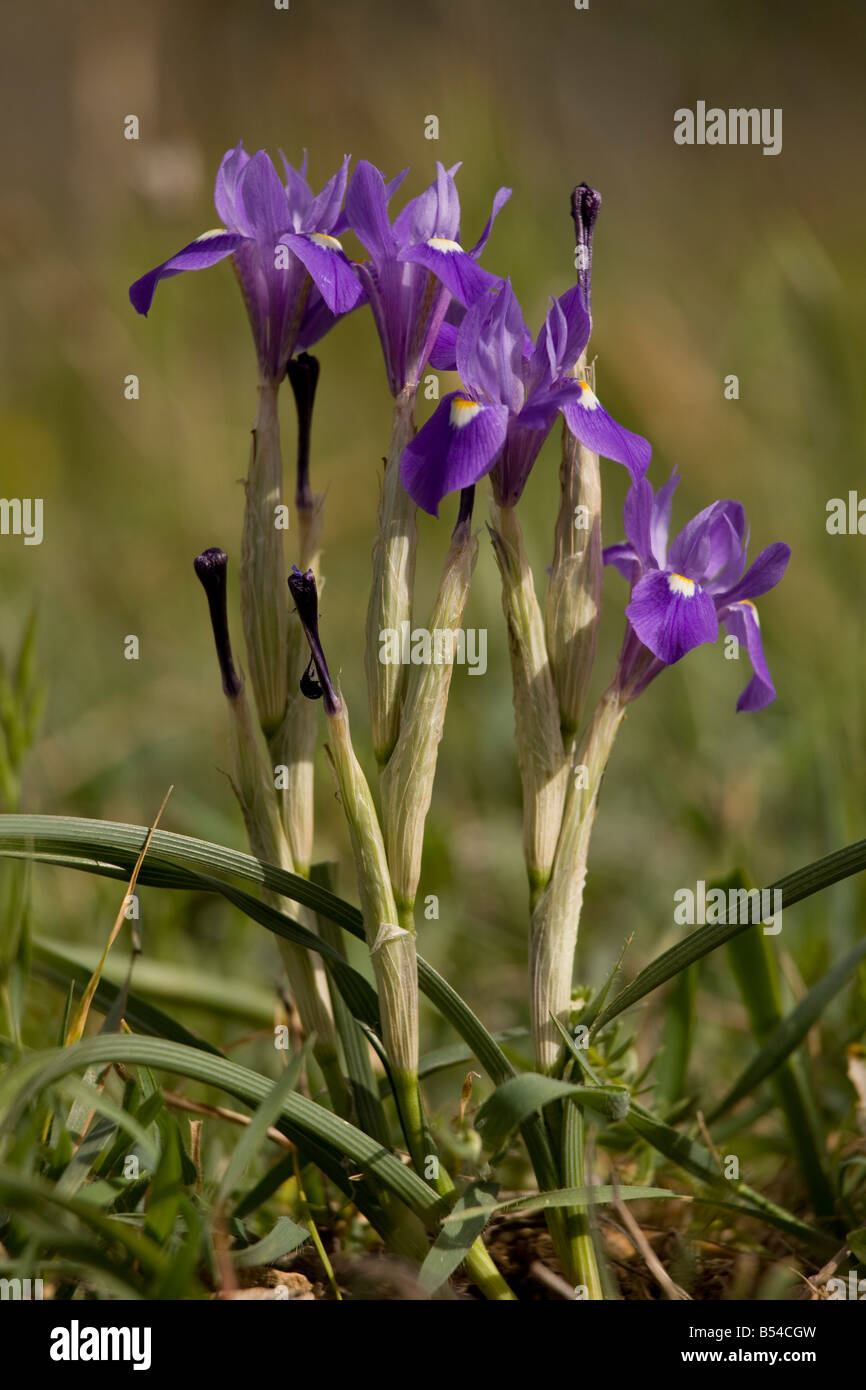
[272,354,327,874]
[381,494,478,925]
[241,380,289,740]
[489,501,569,908]
[546,361,603,746]
[194,549,345,1113]
[365,387,418,767]
[289,565,514,1299]
[529,683,626,1073]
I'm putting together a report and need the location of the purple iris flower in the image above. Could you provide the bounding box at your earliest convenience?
[344,159,510,397]
[129,143,364,382]
[400,280,652,516]
[604,470,791,711]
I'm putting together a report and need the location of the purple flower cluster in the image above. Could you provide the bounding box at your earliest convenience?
[131,144,790,710]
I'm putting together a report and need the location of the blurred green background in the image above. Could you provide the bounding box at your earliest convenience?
[1,0,864,1116]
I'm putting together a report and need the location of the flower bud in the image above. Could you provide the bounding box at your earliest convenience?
[286,352,321,515]
[195,548,340,1083]
[571,182,601,314]
[193,547,243,698]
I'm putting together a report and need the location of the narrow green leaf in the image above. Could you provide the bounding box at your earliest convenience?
[233,1215,310,1268]
[145,1115,186,1245]
[446,1185,685,1223]
[475,1074,629,1152]
[725,907,834,1218]
[847,1228,866,1264]
[419,1182,499,1294]
[217,1047,310,1210]
[0,1166,168,1277]
[594,838,866,1031]
[35,936,275,1025]
[0,1036,445,1225]
[0,819,522,1088]
[710,936,866,1120]
[31,940,225,1057]
[627,1103,837,1258]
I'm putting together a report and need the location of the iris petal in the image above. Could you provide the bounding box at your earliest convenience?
[129,230,243,316]
[715,542,791,606]
[561,383,651,480]
[399,392,509,516]
[280,233,363,315]
[214,143,252,234]
[399,240,499,307]
[722,601,776,711]
[626,569,718,665]
[345,160,399,260]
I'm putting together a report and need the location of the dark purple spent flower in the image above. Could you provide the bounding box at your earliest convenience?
[194,547,243,699]
[454,484,475,534]
[286,353,321,512]
[571,183,602,313]
[604,471,791,711]
[287,566,342,715]
[398,279,650,516]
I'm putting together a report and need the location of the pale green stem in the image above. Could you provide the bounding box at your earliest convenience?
[365,387,418,767]
[241,379,288,739]
[529,685,626,1072]
[324,701,514,1299]
[381,516,478,918]
[561,1099,604,1298]
[546,363,603,747]
[489,501,569,906]
[226,686,347,1117]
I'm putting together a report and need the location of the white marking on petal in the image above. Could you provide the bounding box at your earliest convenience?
[668,572,696,598]
[735,598,760,625]
[578,381,600,410]
[308,232,343,250]
[449,397,482,428]
[427,236,463,254]
[197,228,231,241]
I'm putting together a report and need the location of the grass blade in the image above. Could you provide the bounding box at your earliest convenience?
[444,1185,685,1223]
[419,1182,499,1294]
[475,1074,629,1153]
[710,936,866,1121]
[0,1036,446,1225]
[593,838,866,1032]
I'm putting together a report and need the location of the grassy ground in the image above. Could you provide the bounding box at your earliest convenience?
[1,0,865,1299]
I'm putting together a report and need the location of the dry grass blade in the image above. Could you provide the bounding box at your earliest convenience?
[65,786,174,1045]
[611,1177,691,1301]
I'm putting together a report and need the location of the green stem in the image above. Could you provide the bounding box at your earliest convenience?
[561,1100,604,1298]
[391,1066,516,1300]
[365,387,418,767]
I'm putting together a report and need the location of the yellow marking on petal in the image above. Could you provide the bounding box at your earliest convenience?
[427,236,463,254]
[668,572,696,598]
[308,232,343,250]
[198,228,230,240]
[450,397,482,428]
[736,598,760,624]
[578,381,600,410]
